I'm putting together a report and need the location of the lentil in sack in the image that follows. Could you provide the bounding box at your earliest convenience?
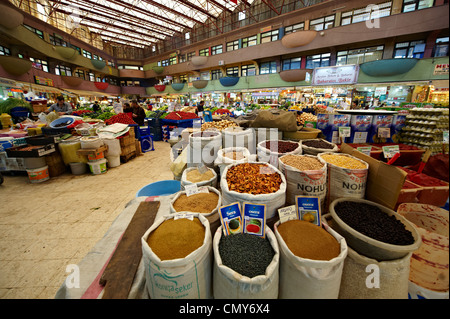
[212,226,280,299]
[278,154,327,206]
[274,220,348,299]
[141,213,213,299]
[318,152,369,208]
[220,162,287,219]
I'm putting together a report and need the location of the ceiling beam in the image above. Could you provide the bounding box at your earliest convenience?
[48,0,182,35]
[175,0,217,19]
[51,7,160,45]
[140,0,205,25]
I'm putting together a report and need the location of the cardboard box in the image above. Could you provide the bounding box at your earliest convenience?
[340,143,407,210]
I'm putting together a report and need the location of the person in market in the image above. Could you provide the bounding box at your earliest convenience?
[123,102,132,113]
[196,100,205,116]
[131,100,146,126]
[46,95,73,115]
[92,101,100,113]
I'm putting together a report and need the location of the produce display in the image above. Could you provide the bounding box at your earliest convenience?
[320,154,367,169]
[223,151,245,160]
[277,220,340,260]
[105,113,136,125]
[172,192,219,214]
[296,112,317,125]
[164,111,199,120]
[218,233,275,278]
[146,217,205,261]
[302,139,335,150]
[279,154,324,171]
[186,168,215,183]
[201,119,238,131]
[226,163,282,194]
[334,201,415,245]
[262,140,299,154]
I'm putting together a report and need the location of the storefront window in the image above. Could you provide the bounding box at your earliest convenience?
[211,69,222,80]
[30,58,49,72]
[260,30,279,44]
[241,64,256,76]
[75,70,85,80]
[284,22,305,34]
[49,34,67,47]
[54,65,72,76]
[336,46,384,65]
[82,50,92,59]
[260,61,277,74]
[187,52,196,61]
[0,45,11,56]
[226,67,239,77]
[227,40,239,52]
[402,0,435,12]
[24,24,44,39]
[211,45,223,55]
[179,54,187,63]
[310,15,335,31]
[434,37,449,57]
[88,72,95,82]
[393,40,426,58]
[242,35,257,48]
[306,53,331,69]
[341,2,392,26]
[199,48,209,56]
[179,74,188,83]
[282,57,302,70]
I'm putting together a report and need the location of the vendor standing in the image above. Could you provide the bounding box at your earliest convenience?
[47,96,73,115]
[131,100,146,126]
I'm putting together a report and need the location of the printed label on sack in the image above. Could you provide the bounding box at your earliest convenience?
[295,196,321,226]
[278,205,297,224]
[173,213,195,221]
[219,202,243,236]
[242,202,266,238]
[382,145,400,158]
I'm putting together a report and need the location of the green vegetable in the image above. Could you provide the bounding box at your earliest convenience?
[0,98,32,114]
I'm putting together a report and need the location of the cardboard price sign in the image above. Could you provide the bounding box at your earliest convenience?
[382,145,400,159]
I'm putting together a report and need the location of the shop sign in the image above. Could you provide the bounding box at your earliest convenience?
[34,76,54,86]
[433,64,449,75]
[311,65,359,86]
[0,77,17,87]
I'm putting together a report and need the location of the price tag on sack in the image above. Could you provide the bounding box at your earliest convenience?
[338,127,351,138]
[197,164,208,174]
[278,205,297,224]
[382,145,400,158]
[184,183,199,196]
[357,146,372,156]
[174,213,194,221]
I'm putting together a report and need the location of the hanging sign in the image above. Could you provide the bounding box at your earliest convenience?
[311,65,359,86]
[433,64,449,75]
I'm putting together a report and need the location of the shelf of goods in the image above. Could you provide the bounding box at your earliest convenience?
[399,108,449,155]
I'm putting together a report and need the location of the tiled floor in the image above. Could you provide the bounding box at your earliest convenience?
[0,141,173,299]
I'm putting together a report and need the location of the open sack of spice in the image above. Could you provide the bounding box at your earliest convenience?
[212,226,280,299]
[273,218,348,299]
[214,147,257,176]
[170,186,222,216]
[220,162,287,219]
[180,166,218,189]
[141,213,213,299]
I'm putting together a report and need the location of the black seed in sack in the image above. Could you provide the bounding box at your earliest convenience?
[334,201,414,245]
[219,233,275,278]
[302,139,334,149]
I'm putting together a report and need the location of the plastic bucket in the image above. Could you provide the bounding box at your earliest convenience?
[136,180,181,197]
[87,151,105,161]
[87,158,107,175]
[26,165,49,183]
[106,155,120,168]
[102,138,121,156]
[24,157,46,170]
[69,162,87,175]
